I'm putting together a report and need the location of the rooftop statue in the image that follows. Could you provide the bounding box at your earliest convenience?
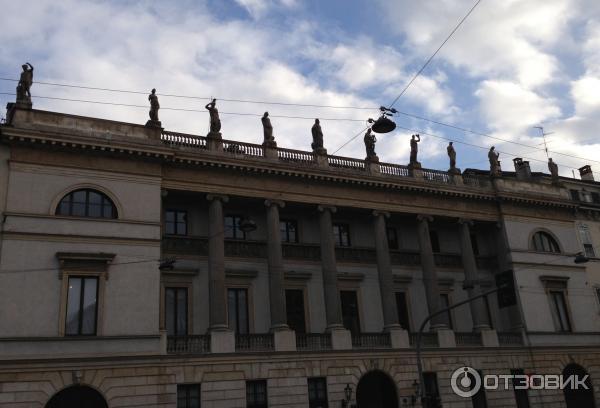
[409,134,421,168]
[16,62,34,108]
[548,157,559,183]
[205,98,221,135]
[261,112,276,148]
[364,128,378,161]
[148,89,160,121]
[145,88,162,129]
[447,141,460,174]
[488,146,501,176]
[311,119,326,154]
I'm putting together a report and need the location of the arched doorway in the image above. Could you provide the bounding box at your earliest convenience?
[563,363,596,408]
[45,385,108,408]
[356,370,399,408]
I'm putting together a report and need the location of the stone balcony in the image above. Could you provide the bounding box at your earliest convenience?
[161,235,498,269]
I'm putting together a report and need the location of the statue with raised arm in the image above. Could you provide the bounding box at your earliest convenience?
[148,89,160,122]
[205,98,221,134]
[364,128,378,161]
[548,157,559,183]
[409,134,421,167]
[16,62,34,108]
[311,119,326,154]
[261,112,276,147]
[488,146,501,176]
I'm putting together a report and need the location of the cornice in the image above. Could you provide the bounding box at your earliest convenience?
[0,122,578,210]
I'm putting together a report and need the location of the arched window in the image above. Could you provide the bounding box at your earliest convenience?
[56,189,117,219]
[532,231,560,253]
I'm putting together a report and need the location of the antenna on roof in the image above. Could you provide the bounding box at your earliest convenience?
[533,126,554,159]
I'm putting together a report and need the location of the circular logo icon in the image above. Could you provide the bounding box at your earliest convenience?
[451,366,481,398]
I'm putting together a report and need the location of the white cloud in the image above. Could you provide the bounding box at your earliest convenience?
[377,0,573,88]
[475,80,561,133]
[234,0,299,19]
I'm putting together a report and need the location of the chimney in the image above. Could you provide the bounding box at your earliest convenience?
[579,165,594,181]
[513,157,531,180]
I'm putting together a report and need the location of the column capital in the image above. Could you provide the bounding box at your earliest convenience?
[206,194,229,203]
[264,199,285,208]
[372,210,390,218]
[416,214,433,223]
[458,218,474,226]
[317,205,337,213]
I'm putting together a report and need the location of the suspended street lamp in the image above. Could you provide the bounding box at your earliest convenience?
[368,106,398,134]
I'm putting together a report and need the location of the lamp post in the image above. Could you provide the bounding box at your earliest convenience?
[341,383,353,408]
[574,252,590,264]
[414,286,504,405]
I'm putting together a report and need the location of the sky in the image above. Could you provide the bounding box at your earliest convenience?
[1,0,600,177]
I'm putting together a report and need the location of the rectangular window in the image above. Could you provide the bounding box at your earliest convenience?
[592,192,600,204]
[165,287,188,336]
[225,215,246,240]
[511,369,530,408]
[579,224,596,258]
[280,219,299,243]
[423,372,441,408]
[395,292,411,331]
[439,293,453,330]
[581,191,594,203]
[177,384,201,408]
[65,276,98,335]
[340,290,360,334]
[429,230,440,253]
[165,210,187,236]
[246,380,268,408]
[333,223,351,247]
[387,227,399,250]
[308,377,328,408]
[549,290,571,332]
[228,288,249,333]
[285,289,306,333]
[596,288,600,308]
[570,189,580,201]
[470,370,488,408]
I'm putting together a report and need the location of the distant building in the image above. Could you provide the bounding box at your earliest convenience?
[1,106,600,407]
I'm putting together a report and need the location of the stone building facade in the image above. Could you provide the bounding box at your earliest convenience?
[1,106,600,407]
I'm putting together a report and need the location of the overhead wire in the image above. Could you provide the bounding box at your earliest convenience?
[0,78,377,110]
[0,256,165,275]
[0,92,365,122]
[395,124,600,177]
[387,0,482,109]
[395,110,600,166]
[2,77,600,166]
[0,90,596,175]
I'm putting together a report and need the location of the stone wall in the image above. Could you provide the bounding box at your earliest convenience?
[1,348,599,407]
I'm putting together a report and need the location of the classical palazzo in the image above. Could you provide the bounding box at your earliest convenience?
[2,105,600,408]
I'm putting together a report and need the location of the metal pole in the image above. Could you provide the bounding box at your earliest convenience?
[415,286,503,404]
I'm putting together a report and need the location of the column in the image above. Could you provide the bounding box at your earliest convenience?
[265,200,288,330]
[372,211,400,329]
[318,205,343,329]
[206,194,229,330]
[416,215,446,330]
[458,219,490,331]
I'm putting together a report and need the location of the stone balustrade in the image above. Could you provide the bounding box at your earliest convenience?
[161,236,497,269]
[351,332,392,349]
[159,131,491,188]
